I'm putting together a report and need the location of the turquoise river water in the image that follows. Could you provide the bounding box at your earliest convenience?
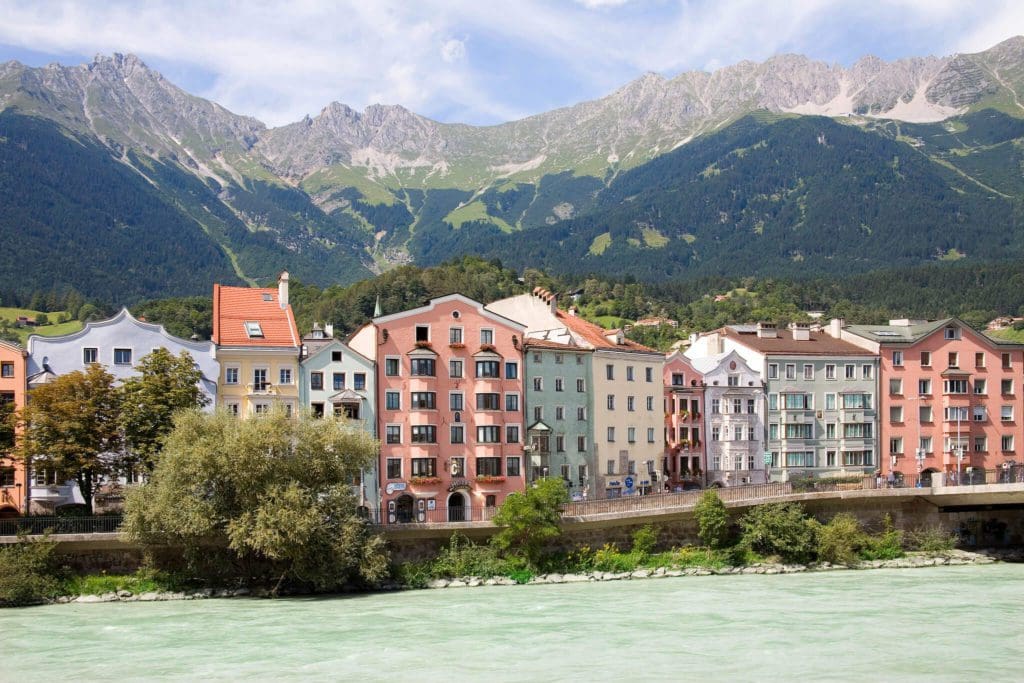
[1,564,1023,681]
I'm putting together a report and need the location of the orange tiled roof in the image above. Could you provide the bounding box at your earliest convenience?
[523,338,587,351]
[213,284,300,347]
[556,311,657,353]
[722,326,874,356]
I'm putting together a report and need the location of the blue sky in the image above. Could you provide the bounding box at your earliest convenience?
[1,1,1022,127]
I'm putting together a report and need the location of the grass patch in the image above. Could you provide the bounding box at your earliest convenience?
[60,568,189,596]
[641,227,669,248]
[588,231,612,255]
[445,201,515,233]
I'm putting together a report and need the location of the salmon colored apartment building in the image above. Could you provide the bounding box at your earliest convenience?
[663,351,704,489]
[843,318,1024,485]
[349,294,526,523]
[0,340,27,516]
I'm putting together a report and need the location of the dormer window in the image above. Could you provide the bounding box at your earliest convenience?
[944,326,959,340]
[262,293,273,302]
[245,321,264,338]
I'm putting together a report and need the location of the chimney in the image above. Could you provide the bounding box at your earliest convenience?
[547,291,557,315]
[790,321,811,341]
[828,318,844,338]
[756,322,777,339]
[278,271,289,309]
[325,323,334,338]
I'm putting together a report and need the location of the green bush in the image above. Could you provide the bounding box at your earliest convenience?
[861,514,904,560]
[491,478,568,568]
[59,567,186,596]
[816,513,865,565]
[791,475,864,492]
[906,526,957,553]
[0,535,61,606]
[694,490,729,549]
[592,543,641,573]
[631,525,658,558]
[739,503,818,563]
[392,561,432,589]
[431,533,508,578]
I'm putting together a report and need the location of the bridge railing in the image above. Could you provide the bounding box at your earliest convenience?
[560,481,794,517]
[0,515,124,537]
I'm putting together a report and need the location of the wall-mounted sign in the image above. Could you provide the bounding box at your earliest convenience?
[385,482,407,495]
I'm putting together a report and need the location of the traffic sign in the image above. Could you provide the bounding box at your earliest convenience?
[624,476,634,489]
[763,452,773,465]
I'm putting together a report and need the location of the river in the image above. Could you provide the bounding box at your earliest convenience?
[1,564,1022,681]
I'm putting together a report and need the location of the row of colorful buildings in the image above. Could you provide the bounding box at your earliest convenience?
[1,275,1022,520]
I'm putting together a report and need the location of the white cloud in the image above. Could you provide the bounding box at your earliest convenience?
[440,38,467,63]
[574,0,631,9]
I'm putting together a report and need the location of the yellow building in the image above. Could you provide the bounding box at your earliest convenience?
[213,273,301,416]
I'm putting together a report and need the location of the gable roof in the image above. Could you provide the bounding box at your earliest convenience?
[722,325,874,356]
[27,308,212,354]
[556,311,658,354]
[373,293,526,331]
[846,317,1024,349]
[213,284,299,348]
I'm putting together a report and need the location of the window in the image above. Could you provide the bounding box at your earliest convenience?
[33,469,58,486]
[480,329,494,345]
[889,378,902,394]
[974,436,987,453]
[385,391,401,410]
[411,426,437,443]
[555,406,565,420]
[841,394,870,409]
[410,358,436,376]
[747,398,756,414]
[449,327,463,345]
[1001,405,1014,422]
[944,406,968,422]
[114,348,132,365]
[533,377,543,391]
[244,321,263,338]
[768,363,779,379]
[918,379,932,395]
[892,351,903,367]
[331,372,344,390]
[476,393,500,410]
[476,457,501,476]
[385,357,400,376]
[477,426,500,443]
[449,360,463,378]
[627,427,636,443]
[973,406,986,422]
[411,392,436,409]
[1002,379,1014,395]
[411,458,437,477]
[843,423,872,438]
[506,456,521,477]
[533,353,541,363]
[975,352,985,368]
[627,396,635,412]
[672,373,684,386]
[386,458,402,479]
[555,378,564,392]
[476,360,499,378]
[825,393,836,410]
[947,352,959,369]
[606,426,615,442]
[252,368,268,391]
[842,451,873,467]
[607,395,615,410]
[576,406,587,420]
[890,406,903,423]
[921,351,931,367]
[785,452,816,467]
[944,326,959,340]
[732,398,742,414]
[862,365,873,380]
[556,435,566,452]
[505,362,518,379]
[647,427,656,443]
[626,366,635,381]
[554,354,563,365]
[310,371,323,390]
[577,436,587,452]
[711,398,720,414]
[505,393,519,411]
[485,495,497,507]
[82,347,98,365]
[226,402,240,417]
[533,406,542,422]
[385,425,401,444]
[975,379,987,395]
[415,325,430,342]
[1002,435,1015,452]
[506,425,520,444]
[224,367,239,384]
[825,364,836,380]
[1002,353,1012,369]
[845,364,855,380]
[919,437,932,453]
[645,367,653,382]
[734,426,744,441]
[802,365,813,381]
[450,425,465,444]
[919,405,932,423]
[785,393,811,410]
[769,394,778,411]
[0,467,15,487]
[712,426,721,441]
[577,378,586,392]
[944,379,968,394]
[890,438,903,454]
[647,396,655,411]
[826,423,836,439]
[331,351,342,362]
[606,364,614,380]
[785,364,796,380]
[577,355,584,366]
[785,424,813,439]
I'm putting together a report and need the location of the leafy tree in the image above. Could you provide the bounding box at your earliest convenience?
[19,364,122,514]
[122,409,388,592]
[738,502,818,563]
[694,490,730,549]
[0,534,59,606]
[120,348,209,471]
[490,477,568,568]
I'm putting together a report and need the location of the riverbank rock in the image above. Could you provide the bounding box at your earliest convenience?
[74,594,104,603]
[427,579,450,589]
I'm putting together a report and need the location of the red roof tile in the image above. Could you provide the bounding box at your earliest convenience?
[213,284,300,347]
[556,311,657,353]
[722,327,874,356]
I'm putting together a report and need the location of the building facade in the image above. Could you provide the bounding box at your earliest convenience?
[523,339,594,498]
[0,340,27,516]
[350,294,526,523]
[843,318,1024,485]
[213,273,301,417]
[663,351,705,489]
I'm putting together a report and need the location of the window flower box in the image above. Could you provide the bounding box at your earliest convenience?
[476,475,506,484]
[410,476,441,486]
[479,343,497,353]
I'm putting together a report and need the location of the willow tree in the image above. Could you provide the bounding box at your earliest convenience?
[19,364,122,514]
[123,408,388,591]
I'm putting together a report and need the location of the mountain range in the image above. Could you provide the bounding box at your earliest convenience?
[2,36,1024,302]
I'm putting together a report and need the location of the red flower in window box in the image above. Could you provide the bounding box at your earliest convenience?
[479,343,497,353]
[476,475,506,484]
[410,476,442,486]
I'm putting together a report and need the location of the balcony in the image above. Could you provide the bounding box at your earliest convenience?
[246,383,276,396]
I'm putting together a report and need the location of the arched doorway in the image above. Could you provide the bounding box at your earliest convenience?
[920,468,939,487]
[447,492,467,522]
[395,494,414,523]
[0,505,19,519]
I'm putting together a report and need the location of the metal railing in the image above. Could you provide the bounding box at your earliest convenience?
[560,482,794,517]
[372,505,501,526]
[0,515,123,537]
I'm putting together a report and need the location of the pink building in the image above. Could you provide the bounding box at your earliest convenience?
[844,318,1024,485]
[350,294,526,523]
[663,352,704,489]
